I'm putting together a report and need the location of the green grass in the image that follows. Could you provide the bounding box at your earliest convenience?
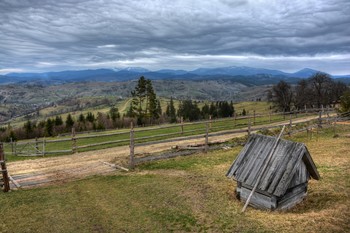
[2,111,319,162]
[234,101,271,115]
[1,125,349,232]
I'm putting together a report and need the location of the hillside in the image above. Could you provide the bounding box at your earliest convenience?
[0,80,270,124]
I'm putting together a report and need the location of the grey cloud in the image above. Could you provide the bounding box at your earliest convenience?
[0,0,349,74]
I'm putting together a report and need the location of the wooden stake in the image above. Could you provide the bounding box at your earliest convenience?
[129,121,135,169]
[42,138,46,156]
[209,115,212,129]
[269,111,271,123]
[72,127,77,153]
[35,137,39,155]
[0,143,10,192]
[233,113,237,127]
[253,110,256,125]
[204,122,209,153]
[242,125,286,213]
[318,111,322,128]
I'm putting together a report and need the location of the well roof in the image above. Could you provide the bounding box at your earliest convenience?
[226,134,320,197]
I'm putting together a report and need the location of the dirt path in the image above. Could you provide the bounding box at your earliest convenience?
[6,115,320,188]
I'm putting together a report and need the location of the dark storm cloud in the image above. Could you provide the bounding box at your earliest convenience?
[0,0,349,74]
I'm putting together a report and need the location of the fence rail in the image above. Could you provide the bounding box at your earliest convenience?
[2,108,345,159]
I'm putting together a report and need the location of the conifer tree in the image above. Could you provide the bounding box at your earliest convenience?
[65,114,75,130]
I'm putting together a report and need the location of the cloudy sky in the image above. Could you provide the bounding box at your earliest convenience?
[0,0,349,75]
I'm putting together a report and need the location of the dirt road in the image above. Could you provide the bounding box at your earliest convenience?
[6,115,320,188]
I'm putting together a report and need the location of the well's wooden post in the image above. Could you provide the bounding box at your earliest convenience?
[204,122,209,153]
[129,121,135,169]
[72,127,77,153]
[0,143,10,192]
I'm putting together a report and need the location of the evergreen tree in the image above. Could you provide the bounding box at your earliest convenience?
[201,103,210,119]
[131,76,160,124]
[166,97,177,123]
[339,90,350,113]
[126,103,135,118]
[131,76,147,125]
[54,115,63,126]
[86,112,95,123]
[178,100,201,121]
[109,106,120,122]
[156,99,162,118]
[78,113,85,123]
[65,114,75,130]
[45,118,54,136]
[23,120,33,138]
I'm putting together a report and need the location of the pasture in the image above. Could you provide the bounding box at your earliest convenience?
[0,125,349,232]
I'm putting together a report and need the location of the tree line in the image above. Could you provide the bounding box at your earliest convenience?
[268,72,349,112]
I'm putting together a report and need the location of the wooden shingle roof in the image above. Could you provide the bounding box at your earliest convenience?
[226,134,320,197]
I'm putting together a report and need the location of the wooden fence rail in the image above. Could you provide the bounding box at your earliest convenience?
[3,108,339,157]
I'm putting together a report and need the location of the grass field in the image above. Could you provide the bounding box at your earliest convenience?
[3,111,316,162]
[1,125,349,232]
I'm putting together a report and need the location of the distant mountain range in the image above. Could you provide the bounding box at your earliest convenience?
[1,66,349,85]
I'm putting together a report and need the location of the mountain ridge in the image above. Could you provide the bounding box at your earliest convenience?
[2,66,350,85]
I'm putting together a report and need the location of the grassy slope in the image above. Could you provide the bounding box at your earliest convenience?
[0,125,349,232]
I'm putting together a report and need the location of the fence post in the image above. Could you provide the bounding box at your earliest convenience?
[72,127,77,153]
[269,111,271,123]
[209,115,212,129]
[326,107,330,124]
[333,117,337,136]
[318,111,322,128]
[253,110,256,125]
[10,137,14,156]
[247,117,251,137]
[288,114,292,137]
[283,111,286,120]
[304,105,307,113]
[0,143,10,192]
[129,121,135,169]
[35,137,39,155]
[14,141,17,156]
[42,138,46,157]
[233,112,236,127]
[180,116,184,135]
[204,122,209,153]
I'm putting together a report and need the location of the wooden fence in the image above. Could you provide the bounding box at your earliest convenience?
[2,108,340,160]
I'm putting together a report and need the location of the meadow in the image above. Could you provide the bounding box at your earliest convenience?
[0,125,349,232]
